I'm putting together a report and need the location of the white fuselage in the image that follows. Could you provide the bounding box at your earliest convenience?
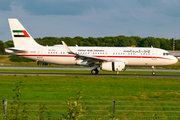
[15,45,178,67]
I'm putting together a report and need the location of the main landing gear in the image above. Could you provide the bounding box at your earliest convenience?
[91,68,99,75]
[152,66,156,75]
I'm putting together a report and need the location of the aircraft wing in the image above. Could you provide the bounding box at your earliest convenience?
[74,54,108,61]
[62,41,122,66]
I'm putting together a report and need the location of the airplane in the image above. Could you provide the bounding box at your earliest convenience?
[5,19,178,75]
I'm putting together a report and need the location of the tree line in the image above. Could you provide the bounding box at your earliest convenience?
[1,35,180,54]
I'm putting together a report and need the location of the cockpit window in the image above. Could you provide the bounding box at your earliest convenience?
[163,52,171,56]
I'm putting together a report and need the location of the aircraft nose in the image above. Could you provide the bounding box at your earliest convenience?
[173,57,178,64]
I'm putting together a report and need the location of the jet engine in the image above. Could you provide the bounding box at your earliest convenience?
[100,62,126,71]
[76,60,89,66]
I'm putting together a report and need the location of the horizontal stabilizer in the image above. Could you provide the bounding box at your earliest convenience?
[5,47,26,54]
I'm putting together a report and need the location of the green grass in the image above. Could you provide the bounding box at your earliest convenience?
[0,75,180,117]
[0,56,5,59]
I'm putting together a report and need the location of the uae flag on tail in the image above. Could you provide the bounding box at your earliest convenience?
[13,30,30,37]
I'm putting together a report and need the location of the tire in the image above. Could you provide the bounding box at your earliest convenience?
[91,69,98,74]
[95,69,99,74]
[152,71,156,76]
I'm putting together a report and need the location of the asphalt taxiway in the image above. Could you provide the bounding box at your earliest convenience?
[0,67,180,78]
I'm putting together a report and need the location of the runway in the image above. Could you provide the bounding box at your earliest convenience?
[0,67,180,72]
[0,72,180,78]
[0,67,180,78]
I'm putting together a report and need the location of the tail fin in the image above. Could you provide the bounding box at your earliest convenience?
[8,19,41,47]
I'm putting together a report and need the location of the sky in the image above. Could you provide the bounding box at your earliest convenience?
[1,0,180,42]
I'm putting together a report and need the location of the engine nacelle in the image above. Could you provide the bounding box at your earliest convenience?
[100,62,126,71]
[76,60,89,66]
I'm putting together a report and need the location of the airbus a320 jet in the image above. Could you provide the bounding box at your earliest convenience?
[5,19,178,75]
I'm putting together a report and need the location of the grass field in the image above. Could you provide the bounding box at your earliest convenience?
[0,55,180,119]
[0,75,180,118]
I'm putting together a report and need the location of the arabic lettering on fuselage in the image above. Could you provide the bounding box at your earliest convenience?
[78,49,104,52]
[77,49,150,53]
[123,50,150,53]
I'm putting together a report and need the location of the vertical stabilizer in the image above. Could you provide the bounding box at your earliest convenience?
[8,19,41,47]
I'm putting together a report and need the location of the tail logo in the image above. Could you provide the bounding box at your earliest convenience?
[13,30,30,37]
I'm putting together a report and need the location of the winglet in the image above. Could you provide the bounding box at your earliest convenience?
[62,41,74,54]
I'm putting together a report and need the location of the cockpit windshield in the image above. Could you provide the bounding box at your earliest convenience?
[163,52,171,56]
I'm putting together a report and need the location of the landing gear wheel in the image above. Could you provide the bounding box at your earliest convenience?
[152,71,156,76]
[152,66,156,76]
[95,69,99,74]
[91,69,99,75]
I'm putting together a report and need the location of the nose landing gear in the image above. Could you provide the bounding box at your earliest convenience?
[152,66,156,75]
